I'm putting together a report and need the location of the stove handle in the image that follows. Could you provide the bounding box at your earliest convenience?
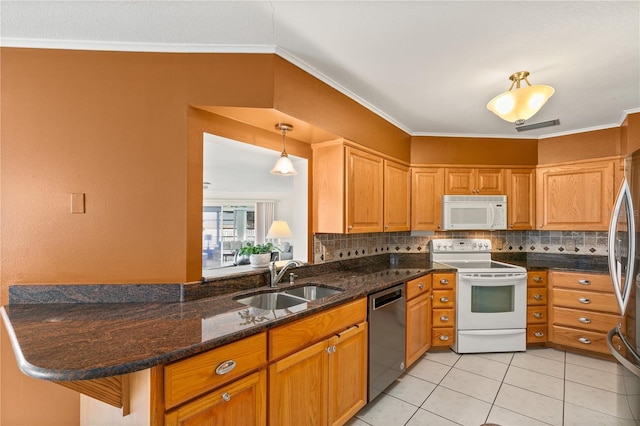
[459,274,527,283]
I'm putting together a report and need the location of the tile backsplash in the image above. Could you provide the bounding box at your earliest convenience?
[313,230,609,263]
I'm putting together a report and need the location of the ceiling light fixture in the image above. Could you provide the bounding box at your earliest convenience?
[271,123,297,176]
[487,71,555,125]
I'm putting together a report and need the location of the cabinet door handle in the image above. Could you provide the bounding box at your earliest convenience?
[440,315,449,322]
[440,297,449,303]
[439,279,449,285]
[418,283,424,289]
[439,335,449,341]
[222,392,231,402]
[534,294,544,300]
[534,331,545,337]
[578,279,591,285]
[215,360,237,375]
[578,297,591,304]
[578,337,591,344]
[533,312,544,318]
[578,317,592,324]
[533,276,543,283]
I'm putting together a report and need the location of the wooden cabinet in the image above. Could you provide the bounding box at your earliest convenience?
[405,275,432,367]
[506,168,535,230]
[526,271,548,344]
[536,158,619,230]
[549,271,623,355]
[161,332,267,425]
[384,159,411,232]
[268,298,367,426]
[431,272,456,348]
[313,141,409,233]
[444,167,504,195]
[411,167,444,230]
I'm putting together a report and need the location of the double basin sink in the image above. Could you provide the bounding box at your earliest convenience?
[234,285,343,310]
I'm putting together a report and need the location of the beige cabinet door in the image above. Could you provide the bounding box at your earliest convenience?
[506,168,535,230]
[411,167,444,230]
[327,323,368,426]
[165,370,266,426]
[536,159,615,230]
[406,292,432,368]
[384,160,410,232]
[346,146,384,233]
[269,340,329,426]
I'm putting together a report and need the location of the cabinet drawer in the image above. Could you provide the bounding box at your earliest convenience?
[552,325,611,355]
[432,327,455,347]
[552,271,612,292]
[527,288,547,306]
[164,332,267,409]
[432,309,455,327]
[527,306,547,324]
[406,274,432,300]
[432,290,455,309]
[552,288,618,313]
[269,298,367,361]
[527,271,547,288]
[553,307,622,333]
[527,324,548,343]
[432,273,455,289]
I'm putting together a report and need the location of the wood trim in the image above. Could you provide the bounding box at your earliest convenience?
[535,155,623,169]
[54,375,130,416]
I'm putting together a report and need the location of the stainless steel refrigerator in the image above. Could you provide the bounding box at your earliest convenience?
[607,150,640,423]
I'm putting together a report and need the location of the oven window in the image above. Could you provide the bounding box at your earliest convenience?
[471,285,514,313]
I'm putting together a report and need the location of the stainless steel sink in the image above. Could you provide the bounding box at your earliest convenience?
[234,292,308,310]
[284,285,343,300]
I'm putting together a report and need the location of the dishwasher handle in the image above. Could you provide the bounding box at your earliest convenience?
[371,286,404,311]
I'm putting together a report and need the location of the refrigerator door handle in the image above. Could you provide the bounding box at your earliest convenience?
[608,179,635,315]
[607,327,640,378]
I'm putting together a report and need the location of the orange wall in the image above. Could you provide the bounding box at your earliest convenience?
[538,127,622,165]
[410,136,538,165]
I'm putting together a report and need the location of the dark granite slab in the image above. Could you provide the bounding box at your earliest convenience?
[494,252,609,273]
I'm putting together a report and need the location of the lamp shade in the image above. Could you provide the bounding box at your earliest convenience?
[266,220,292,239]
[271,154,297,175]
[487,71,554,124]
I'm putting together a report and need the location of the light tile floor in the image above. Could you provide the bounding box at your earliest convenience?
[348,348,640,426]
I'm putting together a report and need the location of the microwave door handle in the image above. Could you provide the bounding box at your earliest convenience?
[490,205,495,227]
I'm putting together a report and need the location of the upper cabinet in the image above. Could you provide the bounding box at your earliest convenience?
[536,158,621,230]
[444,168,504,194]
[506,168,536,230]
[313,141,409,234]
[411,167,444,231]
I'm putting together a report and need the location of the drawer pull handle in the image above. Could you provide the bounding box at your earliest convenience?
[578,279,591,285]
[578,337,591,344]
[533,276,543,283]
[533,312,544,319]
[578,317,592,324]
[440,279,449,285]
[534,331,545,337]
[578,297,591,304]
[440,297,449,303]
[533,294,544,300]
[439,335,449,341]
[222,392,231,402]
[215,360,237,375]
[418,283,425,289]
[440,315,449,322]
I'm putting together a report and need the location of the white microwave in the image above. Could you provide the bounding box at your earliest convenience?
[442,195,507,230]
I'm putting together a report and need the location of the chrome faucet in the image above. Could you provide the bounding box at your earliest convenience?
[269,260,304,287]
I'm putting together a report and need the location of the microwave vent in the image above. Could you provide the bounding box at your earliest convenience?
[443,195,507,202]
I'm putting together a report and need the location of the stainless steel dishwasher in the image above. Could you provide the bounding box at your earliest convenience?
[368,283,406,401]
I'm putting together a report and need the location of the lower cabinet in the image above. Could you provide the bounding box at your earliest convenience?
[526,271,548,344]
[269,322,367,426]
[431,272,456,348]
[405,275,432,367]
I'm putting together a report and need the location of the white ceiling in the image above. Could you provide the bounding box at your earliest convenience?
[2,1,639,138]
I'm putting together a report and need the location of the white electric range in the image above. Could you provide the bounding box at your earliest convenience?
[430,238,528,353]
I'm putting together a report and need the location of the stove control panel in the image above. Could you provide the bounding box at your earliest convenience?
[430,238,492,253]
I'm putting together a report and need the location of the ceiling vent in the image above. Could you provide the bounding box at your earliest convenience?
[515,119,560,132]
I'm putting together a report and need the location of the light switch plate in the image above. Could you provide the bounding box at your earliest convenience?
[71,193,85,214]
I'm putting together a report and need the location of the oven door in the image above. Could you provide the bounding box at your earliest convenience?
[457,272,527,330]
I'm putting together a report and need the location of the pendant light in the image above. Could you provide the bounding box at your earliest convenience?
[487,71,555,124]
[271,123,297,176]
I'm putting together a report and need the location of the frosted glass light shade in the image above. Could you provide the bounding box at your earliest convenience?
[271,153,297,176]
[487,84,555,123]
[266,220,292,239]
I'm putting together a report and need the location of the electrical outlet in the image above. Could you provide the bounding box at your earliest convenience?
[495,238,504,250]
[322,246,334,261]
[565,239,575,251]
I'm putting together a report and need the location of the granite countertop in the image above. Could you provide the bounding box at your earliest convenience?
[1,256,446,382]
[0,252,610,383]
